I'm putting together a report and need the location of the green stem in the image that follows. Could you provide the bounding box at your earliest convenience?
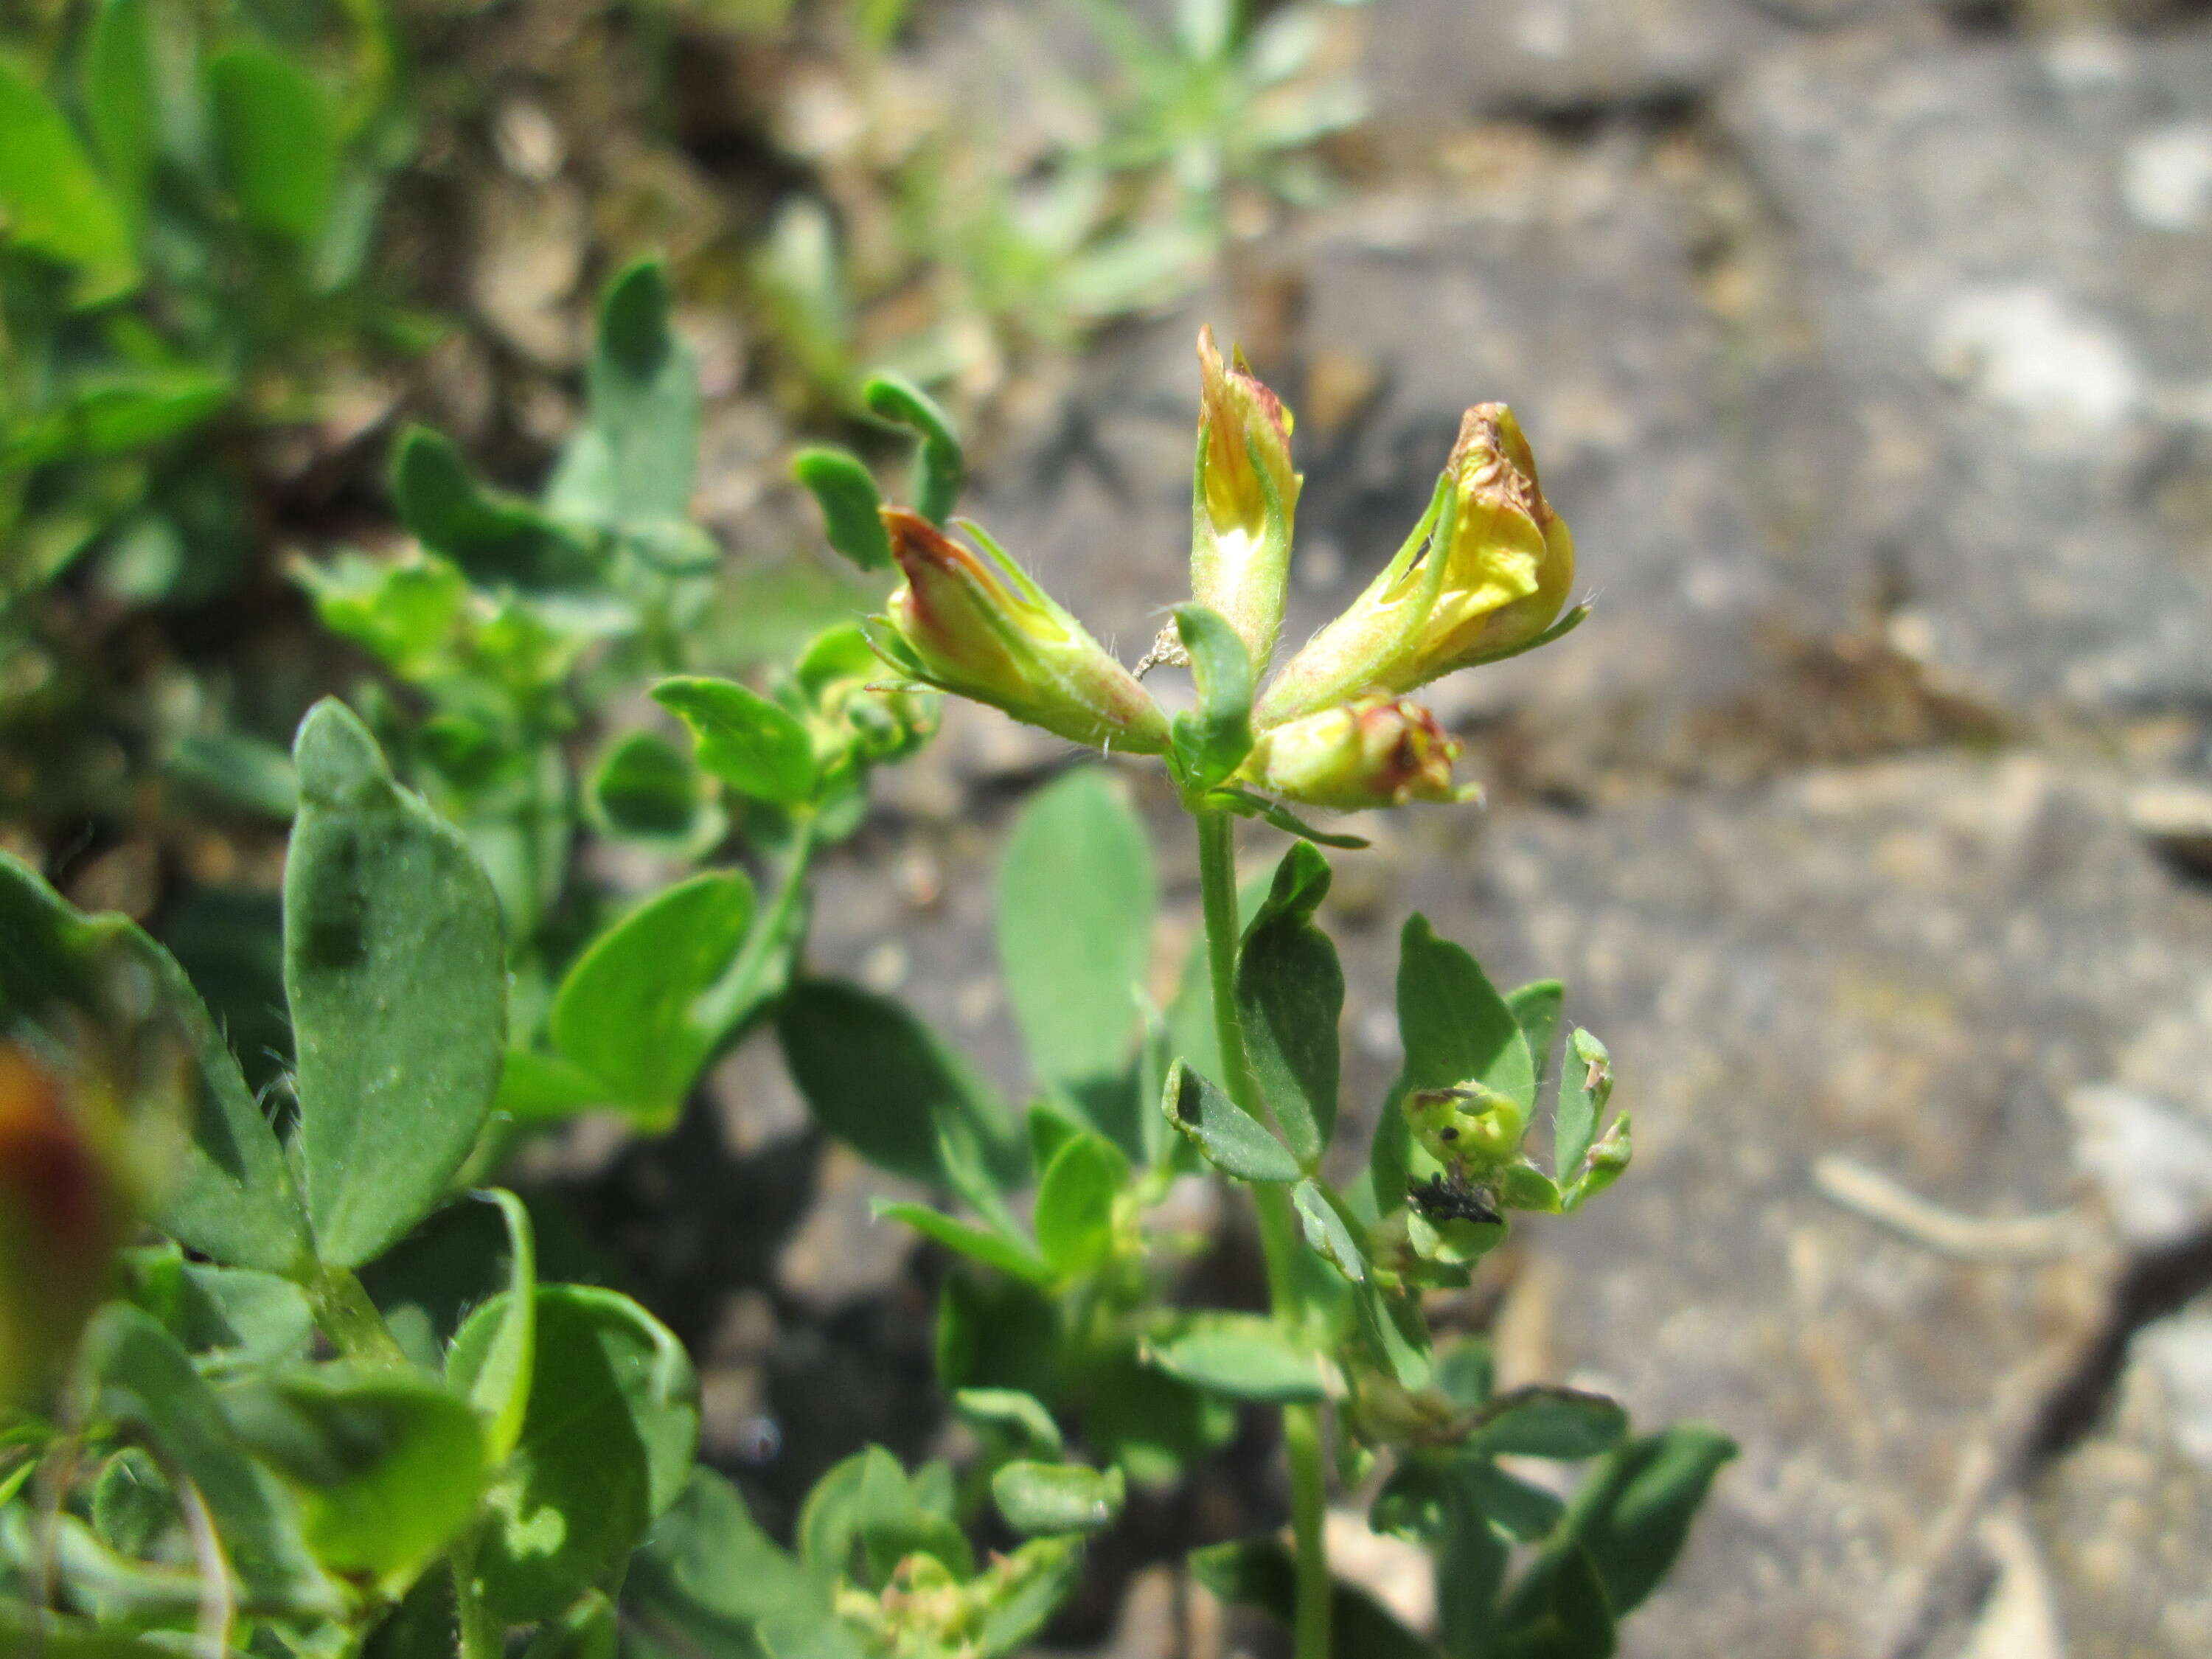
[451,1535,501,1659]
[1193,809,1331,1659]
[700,811,819,1039]
[305,1265,411,1371]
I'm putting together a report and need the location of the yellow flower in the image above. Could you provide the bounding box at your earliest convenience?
[1256,404,1574,726]
[1191,327,1301,672]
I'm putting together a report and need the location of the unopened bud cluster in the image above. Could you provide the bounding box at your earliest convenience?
[867,330,1582,815]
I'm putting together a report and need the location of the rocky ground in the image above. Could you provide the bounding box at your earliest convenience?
[546,1,2212,1654]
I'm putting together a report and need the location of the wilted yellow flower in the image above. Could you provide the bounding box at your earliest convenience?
[1256,404,1574,726]
[1237,695,1475,812]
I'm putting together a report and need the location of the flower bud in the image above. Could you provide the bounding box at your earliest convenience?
[1236,695,1474,812]
[1191,328,1301,672]
[1405,1080,1526,1171]
[1256,404,1573,726]
[796,623,938,773]
[869,508,1170,755]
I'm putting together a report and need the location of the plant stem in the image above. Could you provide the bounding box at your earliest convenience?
[1193,808,1332,1659]
[305,1265,411,1371]
[700,810,818,1039]
[452,1534,501,1659]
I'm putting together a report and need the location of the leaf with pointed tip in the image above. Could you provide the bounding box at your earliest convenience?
[1161,1060,1300,1183]
[1034,1133,1127,1279]
[392,428,598,592]
[220,1367,486,1591]
[1507,979,1564,1086]
[448,1286,698,1623]
[779,979,1017,1188]
[458,1190,536,1464]
[206,44,338,246]
[0,57,136,305]
[653,677,816,806]
[549,260,698,529]
[80,1306,338,1615]
[875,1203,1051,1284]
[1147,1316,1326,1402]
[1554,1028,1613,1185]
[623,1469,829,1658]
[1467,1386,1627,1461]
[1169,604,1253,793]
[953,1389,1062,1458]
[1292,1179,1363,1283]
[1396,915,1533,1109]
[1511,1425,1736,1625]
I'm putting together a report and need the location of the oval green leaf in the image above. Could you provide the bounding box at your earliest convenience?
[995,768,1155,1093]
[990,1461,1123,1537]
[652,676,817,805]
[285,700,506,1269]
[448,1285,699,1624]
[549,871,754,1127]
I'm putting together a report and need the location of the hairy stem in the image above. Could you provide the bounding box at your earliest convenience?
[1194,809,1332,1659]
[305,1265,411,1371]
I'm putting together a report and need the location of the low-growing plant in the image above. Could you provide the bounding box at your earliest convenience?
[1,0,418,602]
[745,0,1370,407]
[290,257,944,1135]
[1,0,420,841]
[0,324,1731,1659]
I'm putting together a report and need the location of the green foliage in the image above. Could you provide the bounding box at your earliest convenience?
[448,1286,698,1623]
[287,700,506,1270]
[1,0,413,611]
[651,679,817,805]
[994,767,1155,1101]
[0,279,1718,1659]
[1237,842,1343,1166]
[990,1460,1124,1536]
[1163,1057,1301,1183]
[779,978,1015,1189]
[0,55,136,304]
[547,872,756,1127]
[0,852,310,1275]
[1169,602,1256,793]
[222,1368,486,1590]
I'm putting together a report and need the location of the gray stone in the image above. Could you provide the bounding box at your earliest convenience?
[1726,32,2212,714]
[1314,752,2212,1655]
[2032,1314,2212,1659]
[1363,0,1781,119]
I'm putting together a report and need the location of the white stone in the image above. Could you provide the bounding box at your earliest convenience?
[2136,1310,2212,1468]
[2123,122,2212,232]
[2065,1083,2212,1250]
[1929,285,2143,431]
